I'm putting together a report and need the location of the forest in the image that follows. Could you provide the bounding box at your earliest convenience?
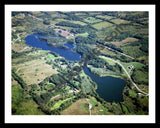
[33,27,56,36]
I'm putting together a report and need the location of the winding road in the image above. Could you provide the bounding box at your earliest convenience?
[106,57,148,96]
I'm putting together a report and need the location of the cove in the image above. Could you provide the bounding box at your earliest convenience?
[25,33,126,102]
[83,66,126,102]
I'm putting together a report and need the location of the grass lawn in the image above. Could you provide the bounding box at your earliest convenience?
[46,53,60,60]
[99,56,116,66]
[120,61,145,72]
[51,96,75,110]
[76,32,89,37]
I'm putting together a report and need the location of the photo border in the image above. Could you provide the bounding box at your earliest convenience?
[5,4,156,124]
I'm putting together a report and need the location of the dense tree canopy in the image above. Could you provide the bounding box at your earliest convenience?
[33,27,56,36]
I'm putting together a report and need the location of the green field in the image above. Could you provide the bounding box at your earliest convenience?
[51,96,75,110]
[12,84,45,115]
[83,17,102,24]
[92,21,113,30]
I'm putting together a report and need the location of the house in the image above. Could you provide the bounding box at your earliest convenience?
[68,90,74,93]
[70,63,74,67]
[138,93,142,98]
[68,88,79,93]
[128,65,134,69]
[74,88,79,93]
[131,86,134,90]
[73,75,77,78]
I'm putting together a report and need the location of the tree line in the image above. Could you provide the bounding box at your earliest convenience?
[12,69,27,89]
[33,27,56,36]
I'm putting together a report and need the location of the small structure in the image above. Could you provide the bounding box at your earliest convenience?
[74,88,79,93]
[131,86,134,90]
[127,65,134,70]
[86,102,92,110]
[68,88,79,93]
[138,93,142,98]
[70,63,74,67]
[73,75,77,78]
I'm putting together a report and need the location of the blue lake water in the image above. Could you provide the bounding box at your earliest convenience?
[83,66,126,102]
[25,33,81,61]
[25,33,126,102]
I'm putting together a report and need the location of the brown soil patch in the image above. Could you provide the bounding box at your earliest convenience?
[55,29,74,37]
[109,37,139,46]
[61,98,90,115]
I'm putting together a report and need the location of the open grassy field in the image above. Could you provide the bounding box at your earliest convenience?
[92,21,113,30]
[109,37,139,46]
[61,97,109,115]
[83,17,102,24]
[13,57,58,85]
[110,18,130,24]
[96,15,116,20]
[51,96,75,110]
[61,98,90,115]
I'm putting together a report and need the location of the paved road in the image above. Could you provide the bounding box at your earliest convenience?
[106,57,148,96]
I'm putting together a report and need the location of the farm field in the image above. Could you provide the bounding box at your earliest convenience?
[13,59,58,84]
[108,37,139,46]
[83,17,102,24]
[92,21,113,30]
[61,98,90,115]
[61,97,109,115]
[110,18,130,24]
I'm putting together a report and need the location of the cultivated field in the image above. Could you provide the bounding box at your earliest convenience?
[13,58,58,85]
[92,21,113,30]
[61,98,90,115]
[61,97,109,115]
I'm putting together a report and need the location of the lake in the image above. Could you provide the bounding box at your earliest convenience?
[25,33,81,61]
[83,66,126,102]
[25,33,126,102]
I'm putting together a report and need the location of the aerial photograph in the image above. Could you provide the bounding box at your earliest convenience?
[11,11,149,115]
